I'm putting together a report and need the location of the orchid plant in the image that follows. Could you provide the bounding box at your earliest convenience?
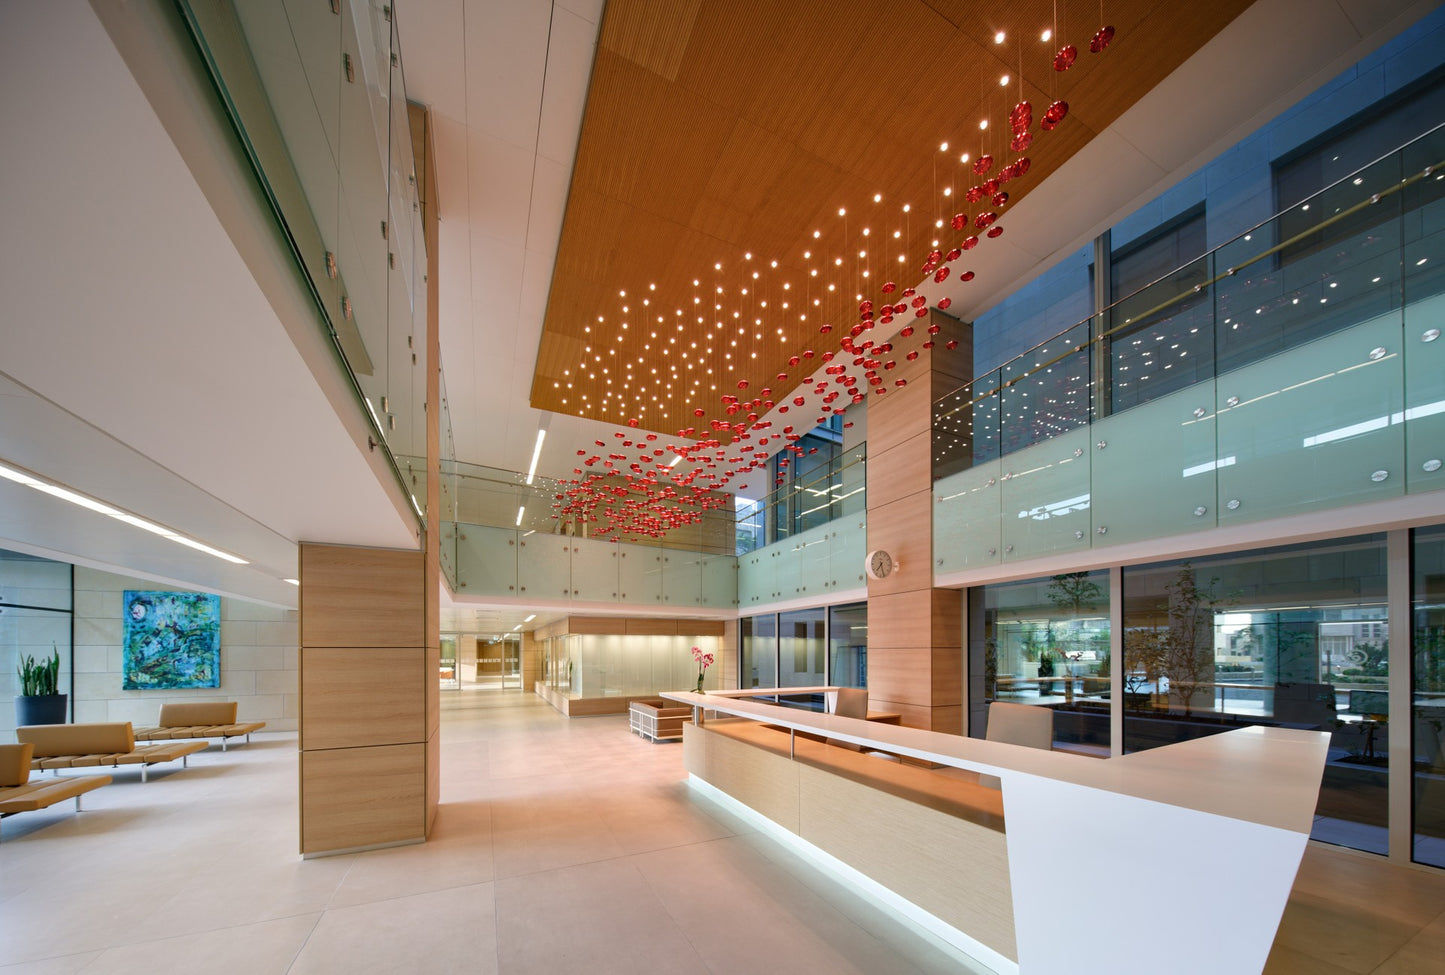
[691,645,715,693]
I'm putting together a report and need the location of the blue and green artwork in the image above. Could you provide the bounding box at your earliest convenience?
[122,591,221,689]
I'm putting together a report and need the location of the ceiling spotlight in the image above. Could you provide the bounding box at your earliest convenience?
[1041,28,1052,42]
[994,30,1005,44]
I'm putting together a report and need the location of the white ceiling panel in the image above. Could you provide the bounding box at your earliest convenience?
[534,5,598,166]
[466,126,539,245]
[395,0,466,123]
[0,2,416,602]
[462,0,551,149]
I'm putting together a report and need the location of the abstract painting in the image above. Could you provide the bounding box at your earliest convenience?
[122,590,221,689]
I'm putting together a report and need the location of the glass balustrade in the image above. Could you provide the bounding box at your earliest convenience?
[936,128,1445,564]
[176,0,429,525]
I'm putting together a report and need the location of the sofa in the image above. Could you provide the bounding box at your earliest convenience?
[17,722,208,782]
[0,743,111,837]
[132,701,266,750]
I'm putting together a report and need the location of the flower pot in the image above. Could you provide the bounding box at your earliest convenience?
[15,693,68,726]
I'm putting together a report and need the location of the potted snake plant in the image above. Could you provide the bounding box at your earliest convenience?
[15,646,66,726]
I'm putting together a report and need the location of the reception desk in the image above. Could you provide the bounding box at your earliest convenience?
[663,690,1329,975]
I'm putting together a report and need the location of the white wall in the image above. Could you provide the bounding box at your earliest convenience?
[71,567,297,732]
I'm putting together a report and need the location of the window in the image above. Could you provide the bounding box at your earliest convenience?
[968,570,1111,752]
[1123,535,1389,855]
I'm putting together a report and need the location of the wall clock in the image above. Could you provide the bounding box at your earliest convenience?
[865,549,895,580]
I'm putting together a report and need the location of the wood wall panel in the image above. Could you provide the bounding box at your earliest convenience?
[866,589,936,649]
[865,494,932,598]
[300,544,423,648]
[521,631,541,689]
[626,618,677,636]
[866,645,934,708]
[694,723,800,833]
[866,431,931,512]
[863,699,938,730]
[426,643,440,740]
[567,616,629,635]
[797,763,1014,958]
[425,730,440,836]
[300,646,425,750]
[931,589,963,649]
[867,382,933,455]
[301,743,425,854]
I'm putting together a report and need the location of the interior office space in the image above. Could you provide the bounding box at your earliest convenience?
[5,0,1445,972]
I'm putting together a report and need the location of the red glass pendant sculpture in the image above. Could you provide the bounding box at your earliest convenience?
[1054,44,1077,71]
[1090,25,1115,53]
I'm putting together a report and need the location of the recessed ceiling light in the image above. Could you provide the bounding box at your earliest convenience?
[0,460,248,564]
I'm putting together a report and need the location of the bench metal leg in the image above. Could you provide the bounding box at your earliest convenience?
[141,766,148,784]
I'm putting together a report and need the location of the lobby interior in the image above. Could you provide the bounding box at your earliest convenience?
[6,1,1445,973]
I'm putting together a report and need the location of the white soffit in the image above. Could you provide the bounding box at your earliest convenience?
[0,2,417,604]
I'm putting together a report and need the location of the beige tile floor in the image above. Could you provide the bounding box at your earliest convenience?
[1,692,1443,974]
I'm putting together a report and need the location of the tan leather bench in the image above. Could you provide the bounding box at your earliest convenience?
[0,743,110,837]
[17,722,208,783]
[133,701,266,751]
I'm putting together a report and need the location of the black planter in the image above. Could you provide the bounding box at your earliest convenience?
[15,694,67,726]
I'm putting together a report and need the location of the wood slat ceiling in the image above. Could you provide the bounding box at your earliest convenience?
[531,0,1252,436]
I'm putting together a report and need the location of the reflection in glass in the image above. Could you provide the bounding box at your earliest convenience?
[1123,535,1389,855]
[829,602,868,687]
[778,608,825,688]
[0,548,74,739]
[969,570,1111,752]
[1414,525,1445,868]
[740,614,778,689]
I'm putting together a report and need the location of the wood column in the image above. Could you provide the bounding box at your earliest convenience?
[299,543,427,855]
[865,311,971,731]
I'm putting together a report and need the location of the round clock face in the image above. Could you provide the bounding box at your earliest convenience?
[866,549,894,580]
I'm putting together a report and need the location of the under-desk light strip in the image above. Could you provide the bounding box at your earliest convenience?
[0,460,249,565]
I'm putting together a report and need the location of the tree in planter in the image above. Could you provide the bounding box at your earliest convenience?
[1124,565,1234,716]
[1157,565,1233,716]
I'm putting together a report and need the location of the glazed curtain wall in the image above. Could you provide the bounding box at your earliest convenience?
[1122,536,1390,855]
[968,570,1111,752]
[1415,525,1445,867]
[0,549,73,741]
[740,602,866,698]
[966,529,1445,866]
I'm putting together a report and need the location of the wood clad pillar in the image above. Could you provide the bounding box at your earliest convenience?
[294,103,442,857]
[299,544,427,855]
[866,311,971,731]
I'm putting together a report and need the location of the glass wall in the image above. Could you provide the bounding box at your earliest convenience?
[1415,525,1445,868]
[829,603,868,687]
[739,614,778,689]
[741,602,866,695]
[0,549,74,741]
[968,570,1111,752]
[1123,535,1389,854]
[778,608,825,687]
[540,632,721,699]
